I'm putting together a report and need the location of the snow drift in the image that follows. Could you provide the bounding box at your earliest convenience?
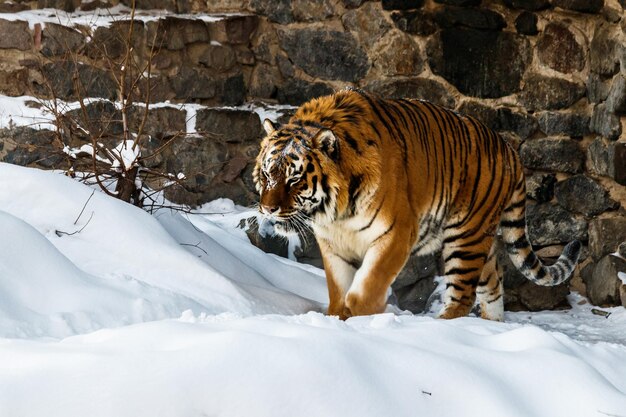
[0,162,625,417]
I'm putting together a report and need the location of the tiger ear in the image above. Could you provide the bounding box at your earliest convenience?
[263,119,276,135]
[313,129,338,159]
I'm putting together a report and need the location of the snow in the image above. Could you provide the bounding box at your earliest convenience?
[0,162,625,417]
[0,5,241,30]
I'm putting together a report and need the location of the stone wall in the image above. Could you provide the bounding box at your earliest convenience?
[0,0,625,311]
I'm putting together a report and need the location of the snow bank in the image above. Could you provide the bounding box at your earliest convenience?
[0,162,625,417]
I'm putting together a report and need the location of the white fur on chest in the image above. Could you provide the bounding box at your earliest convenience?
[313,214,389,261]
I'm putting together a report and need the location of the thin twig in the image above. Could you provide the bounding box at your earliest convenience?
[180,241,208,255]
[55,211,94,237]
[74,190,95,225]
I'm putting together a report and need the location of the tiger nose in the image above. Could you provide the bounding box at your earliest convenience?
[261,204,280,215]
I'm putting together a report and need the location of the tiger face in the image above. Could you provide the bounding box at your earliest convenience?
[253,119,338,235]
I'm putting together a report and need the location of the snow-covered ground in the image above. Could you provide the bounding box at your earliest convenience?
[1,162,625,417]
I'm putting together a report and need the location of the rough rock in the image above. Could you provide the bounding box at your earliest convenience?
[195,108,263,144]
[279,28,369,82]
[589,23,620,75]
[372,30,423,77]
[590,103,622,140]
[434,7,506,31]
[41,24,85,57]
[147,18,209,51]
[0,69,29,96]
[343,0,367,8]
[519,138,584,173]
[364,78,456,108]
[392,253,439,313]
[128,106,187,138]
[382,0,425,10]
[0,19,32,50]
[391,10,438,36]
[291,0,336,22]
[39,61,117,101]
[554,175,617,216]
[434,0,481,5]
[536,111,590,138]
[584,255,626,306]
[250,0,293,24]
[536,22,584,73]
[526,203,588,246]
[606,74,626,114]
[587,137,611,176]
[515,11,538,35]
[195,44,237,71]
[342,2,392,48]
[587,73,611,103]
[87,21,145,60]
[65,101,123,138]
[502,0,550,10]
[249,63,280,99]
[276,79,334,105]
[520,75,586,110]
[612,142,626,185]
[495,107,538,139]
[209,15,259,44]
[428,28,531,98]
[38,0,80,12]
[457,100,498,128]
[589,217,626,261]
[526,173,557,203]
[170,66,217,100]
[551,0,604,14]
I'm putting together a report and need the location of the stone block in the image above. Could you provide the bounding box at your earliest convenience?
[291,0,336,22]
[391,10,438,36]
[515,12,538,36]
[364,78,456,108]
[383,0,424,9]
[458,100,498,129]
[584,255,625,306]
[372,30,423,77]
[343,0,367,8]
[38,0,80,12]
[526,172,557,203]
[536,22,584,74]
[249,64,279,99]
[551,0,604,13]
[250,0,293,24]
[555,175,617,216]
[434,7,506,31]
[0,69,29,96]
[41,23,85,57]
[588,140,626,185]
[537,111,589,138]
[520,74,585,111]
[193,44,237,71]
[276,79,334,105]
[428,28,531,98]
[39,61,117,101]
[519,137,584,173]
[86,21,145,60]
[590,23,620,76]
[195,108,263,144]
[0,19,32,50]
[606,74,626,114]
[434,0,481,5]
[526,203,588,246]
[502,0,550,10]
[495,107,538,139]
[64,101,123,138]
[589,217,626,261]
[587,73,611,103]
[147,18,208,51]
[279,28,369,82]
[128,106,187,138]
[343,2,392,48]
[210,15,259,45]
[170,66,216,100]
[590,103,622,140]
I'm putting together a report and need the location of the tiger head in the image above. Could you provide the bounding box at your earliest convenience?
[253,119,340,235]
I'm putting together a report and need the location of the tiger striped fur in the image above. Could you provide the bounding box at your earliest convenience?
[253,89,581,321]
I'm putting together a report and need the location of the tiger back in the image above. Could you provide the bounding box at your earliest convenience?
[253,89,581,321]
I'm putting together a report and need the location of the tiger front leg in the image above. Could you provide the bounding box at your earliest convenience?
[343,227,412,318]
[318,240,358,320]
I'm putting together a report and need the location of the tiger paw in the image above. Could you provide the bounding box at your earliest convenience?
[345,291,385,317]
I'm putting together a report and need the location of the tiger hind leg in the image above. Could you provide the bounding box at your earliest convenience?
[437,236,493,320]
[476,243,504,321]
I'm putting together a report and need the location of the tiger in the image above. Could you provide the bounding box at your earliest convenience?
[253,88,581,321]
